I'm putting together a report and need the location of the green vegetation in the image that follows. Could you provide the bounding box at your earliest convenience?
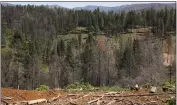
[59,33,88,43]
[167,98,176,105]
[1,4,176,90]
[65,82,123,92]
[65,82,93,91]
[40,64,49,72]
[76,27,87,31]
[142,83,152,89]
[162,80,176,90]
[35,85,49,91]
[95,86,123,92]
[1,48,12,55]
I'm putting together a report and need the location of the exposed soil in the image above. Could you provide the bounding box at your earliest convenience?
[1,88,66,104]
[1,88,175,105]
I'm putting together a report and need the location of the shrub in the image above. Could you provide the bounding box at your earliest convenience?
[162,81,173,89]
[171,79,176,85]
[65,82,93,91]
[162,81,176,92]
[65,83,124,92]
[167,98,176,105]
[142,83,152,89]
[40,64,49,72]
[1,48,12,55]
[97,86,122,92]
[36,85,49,91]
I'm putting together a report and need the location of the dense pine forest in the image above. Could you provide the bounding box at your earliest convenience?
[1,4,176,90]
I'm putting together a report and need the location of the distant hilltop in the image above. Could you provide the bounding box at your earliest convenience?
[1,2,176,13]
[73,3,176,13]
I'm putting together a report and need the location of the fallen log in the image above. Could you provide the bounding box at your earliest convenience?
[104,92,120,95]
[75,93,91,100]
[69,101,77,105]
[97,100,104,105]
[68,98,78,105]
[1,96,13,100]
[93,92,176,97]
[27,98,47,105]
[67,93,91,105]
[115,98,139,105]
[47,94,60,103]
[106,100,116,105]
[88,95,104,104]
[1,99,11,104]
[122,99,135,105]
[13,101,28,105]
[150,101,157,103]
[82,93,90,98]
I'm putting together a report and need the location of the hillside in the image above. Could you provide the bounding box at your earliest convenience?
[1,2,176,92]
[1,2,176,105]
[73,3,176,12]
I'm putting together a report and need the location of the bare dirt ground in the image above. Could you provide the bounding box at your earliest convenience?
[1,88,66,105]
[1,88,175,105]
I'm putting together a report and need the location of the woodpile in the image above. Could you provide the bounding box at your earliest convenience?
[1,88,176,105]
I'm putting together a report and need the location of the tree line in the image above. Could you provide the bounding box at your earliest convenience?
[1,4,176,89]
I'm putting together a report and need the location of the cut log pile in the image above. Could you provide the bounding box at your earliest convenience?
[1,88,176,105]
[47,89,175,105]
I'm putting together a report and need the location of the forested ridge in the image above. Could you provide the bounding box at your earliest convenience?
[73,3,176,13]
[1,4,176,90]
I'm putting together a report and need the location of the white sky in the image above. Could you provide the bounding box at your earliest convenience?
[2,1,175,9]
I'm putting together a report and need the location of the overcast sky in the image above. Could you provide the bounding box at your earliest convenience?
[3,1,175,9]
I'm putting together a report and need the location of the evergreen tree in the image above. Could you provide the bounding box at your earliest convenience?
[57,39,65,57]
[65,41,74,83]
[121,37,136,79]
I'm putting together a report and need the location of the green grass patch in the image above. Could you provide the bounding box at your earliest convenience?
[162,81,175,89]
[166,98,176,105]
[95,86,124,92]
[58,33,88,44]
[69,27,88,34]
[65,82,93,91]
[40,64,49,72]
[65,82,124,92]
[162,80,176,92]
[1,48,12,55]
[35,85,49,91]
[57,27,137,46]
[76,27,86,31]
[141,83,152,89]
